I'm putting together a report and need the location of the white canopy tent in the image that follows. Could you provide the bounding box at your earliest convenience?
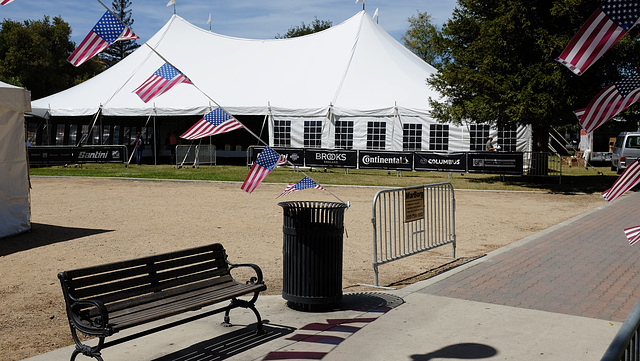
[0,81,31,238]
[31,11,531,152]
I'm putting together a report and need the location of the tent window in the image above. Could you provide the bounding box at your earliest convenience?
[27,123,38,145]
[273,120,291,147]
[102,125,111,145]
[80,125,89,145]
[69,125,78,145]
[113,126,120,145]
[429,124,449,151]
[403,123,422,151]
[469,124,490,151]
[367,121,386,150]
[304,120,322,148]
[335,120,354,149]
[124,127,133,145]
[56,124,66,145]
[497,125,517,152]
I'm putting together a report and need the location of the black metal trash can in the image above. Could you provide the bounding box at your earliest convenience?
[278,201,348,311]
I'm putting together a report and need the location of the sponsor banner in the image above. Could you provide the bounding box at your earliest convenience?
[414,152,466,172]
[75,146,126,163]
[274,148,304,166]
[305,149,358,168]
[358,151,412,170]
[28,146,75,166]
[467,152,524,174]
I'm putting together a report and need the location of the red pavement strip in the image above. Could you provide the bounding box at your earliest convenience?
[418,192,640,323]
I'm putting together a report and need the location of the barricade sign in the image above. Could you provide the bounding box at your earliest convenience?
[29,146,127,166]
[248,147,304,166]
[414,152,466,172]
[358,150,412,170]
[29,146,75,166]
[75,146,126,163]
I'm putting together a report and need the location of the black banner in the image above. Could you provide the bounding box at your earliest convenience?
[75,146,127,163]
[414,152,466,172]
[29,146,127,166]
[358,151,412,170]
[305,149,358,168]
[467,152,524,174]
[274,148,305,166]
[28,147,75,166]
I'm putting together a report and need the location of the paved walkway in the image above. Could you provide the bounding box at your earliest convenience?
[419,191,640,323]
[24,192,640,361]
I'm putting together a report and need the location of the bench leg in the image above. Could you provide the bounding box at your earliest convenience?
[221,298,264,335]
[69,325,105,361]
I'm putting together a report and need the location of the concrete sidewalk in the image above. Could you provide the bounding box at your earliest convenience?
[24,192,640,361]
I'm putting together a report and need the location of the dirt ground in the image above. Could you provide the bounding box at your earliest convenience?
[0,176,605,361]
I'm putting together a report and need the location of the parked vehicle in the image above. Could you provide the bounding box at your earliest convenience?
[611,132,640,173]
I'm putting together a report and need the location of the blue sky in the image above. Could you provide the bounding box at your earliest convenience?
[1,0,457,44]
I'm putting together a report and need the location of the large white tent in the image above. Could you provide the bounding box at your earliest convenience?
[0,81,31,238]
[31,11,531,152]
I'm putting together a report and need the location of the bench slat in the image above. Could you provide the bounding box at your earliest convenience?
[108,283,265,331]
[68,251,225,289]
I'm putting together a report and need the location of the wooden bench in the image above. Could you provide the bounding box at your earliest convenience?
[58,243,266,361]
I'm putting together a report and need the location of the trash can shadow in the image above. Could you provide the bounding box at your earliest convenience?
[278,201,348,312]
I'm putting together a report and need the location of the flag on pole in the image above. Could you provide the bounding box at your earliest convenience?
[373,8,379,20]
[166,0,175,6]
[134,63,192,103]
[277,176,325,198]
[625,225,640,246]
[207,13,212,24]
[602,158,640,202]
[67,11,139,67]
[574,74,640,134]
[241,146,283,193]
[555,0,640,76]
[180,108,243,140]
[0,0,16,5]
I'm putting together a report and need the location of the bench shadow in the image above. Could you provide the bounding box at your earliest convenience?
[0,223,113,257]
[151,322,295,361]
[411,343,498,360]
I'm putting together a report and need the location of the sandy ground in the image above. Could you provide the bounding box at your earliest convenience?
[0,176,605,361]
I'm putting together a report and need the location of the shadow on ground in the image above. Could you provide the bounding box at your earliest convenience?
[0,223,113,257]
[411,343,498,360]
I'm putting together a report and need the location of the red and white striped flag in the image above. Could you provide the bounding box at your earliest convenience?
[624,225,640,246]
[68,11,138,67]
[241,146,284,193]
[277,176,325,198]
[602,159,640,202]
[134,63,192,103]
[0,0,16,5]
[555,0,640,76]
[180,108,243,140]
[574,74,640,134]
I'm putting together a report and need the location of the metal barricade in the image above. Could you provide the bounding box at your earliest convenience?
[523,151,562,183]
[371,183,456,286]
[176,145,216,168]
[601,298,640,361]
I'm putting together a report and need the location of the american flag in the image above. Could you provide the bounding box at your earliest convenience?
[277,176,325,198]
[556,0,640,76]
[0,0,16,5]
[625,225,640,246]
[134,63,192,103]
[68,11,138,67]
[241,146,285,193]
[575,74,640,133]
[180,108,243,140]
[602,158,640,202]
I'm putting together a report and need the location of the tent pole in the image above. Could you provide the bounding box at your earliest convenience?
[153,111,157,165]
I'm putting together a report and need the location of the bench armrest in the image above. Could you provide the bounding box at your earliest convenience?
[227,262,264,285]
[67,298,112,337]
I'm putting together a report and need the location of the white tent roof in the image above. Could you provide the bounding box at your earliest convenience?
[31,11,440,118]
[0,80,31,238]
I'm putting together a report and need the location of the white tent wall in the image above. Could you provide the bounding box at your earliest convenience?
[0,81,31,238]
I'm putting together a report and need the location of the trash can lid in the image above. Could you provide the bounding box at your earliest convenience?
[277,201,348,210]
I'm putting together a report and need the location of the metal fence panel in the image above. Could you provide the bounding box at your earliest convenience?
[371,183,456,286]
[176,145,216,167]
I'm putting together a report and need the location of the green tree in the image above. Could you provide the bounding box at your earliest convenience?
[100,0,140,67]
[276,17,332,39]
[0,16,104,99]
[426,0,640,150]
[401,11,440,67]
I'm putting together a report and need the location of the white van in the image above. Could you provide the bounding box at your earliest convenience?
[611,132,640,173]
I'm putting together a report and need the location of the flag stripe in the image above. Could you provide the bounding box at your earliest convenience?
[577,78,640,134]
[180,118,243,140]
[602,159,640,202]
[68,32,109,66]
[625,225,640,245]
[0,0,16,4]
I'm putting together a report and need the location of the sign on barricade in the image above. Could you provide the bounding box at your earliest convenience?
[358,150,412,170]
[305,149,358,168]
[414,152,466,172]
[467,152,523,174]
[29,146,127,166]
